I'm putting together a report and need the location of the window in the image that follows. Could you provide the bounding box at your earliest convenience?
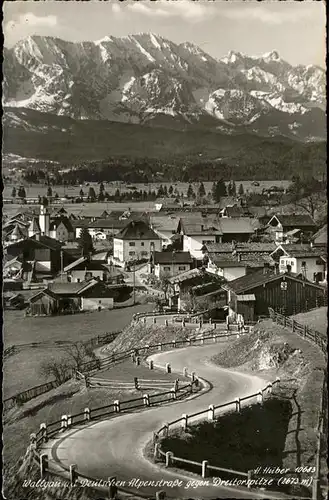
[141,251,148,256]
[164,266,170,271]
[129,251,135,256]
[179,266,186,271]
[141,242,145,247]
[129,242,135,247]
[301,261,306,268]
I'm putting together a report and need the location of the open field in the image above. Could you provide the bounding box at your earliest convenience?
[3,303,153,398]
[3,179,292,200]
[292,307,327,336]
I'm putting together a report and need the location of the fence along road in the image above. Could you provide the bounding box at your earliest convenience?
[41,342,291,499]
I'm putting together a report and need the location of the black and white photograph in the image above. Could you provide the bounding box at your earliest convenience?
[2,0,327,499]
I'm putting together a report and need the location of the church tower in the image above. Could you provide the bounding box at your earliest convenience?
[39,204,50,236]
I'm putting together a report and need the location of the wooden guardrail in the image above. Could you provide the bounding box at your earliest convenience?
[25,375,200,499]
[153,378,281,489]
[268,308,327,355]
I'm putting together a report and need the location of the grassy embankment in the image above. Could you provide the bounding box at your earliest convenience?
[159,313,327,497]
[3,321,195,500]
[3,303,153,397]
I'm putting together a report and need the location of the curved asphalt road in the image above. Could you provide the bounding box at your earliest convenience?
[42,344,293,499]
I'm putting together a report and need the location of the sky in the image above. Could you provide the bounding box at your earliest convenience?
[3,0,326,67]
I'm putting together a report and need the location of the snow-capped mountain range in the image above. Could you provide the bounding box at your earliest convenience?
[3,33,326,141]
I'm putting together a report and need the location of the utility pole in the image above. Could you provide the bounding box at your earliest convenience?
[60,250,64,282]
[133,260,136,305]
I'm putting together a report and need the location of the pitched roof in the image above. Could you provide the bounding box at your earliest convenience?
[205,242,276,254]
[88,218,128,229]
[49,217,74,233]
[115,220,160,241]
[311,224,327,244]
[30,234,64,251]
[28,217,41,233]
[274,244,325,258]
[224,205,250,217]
[153,251,193,265]
[223,269,325,294]
[269,214,316,228]
[150,215,180,232]
[10,224,26,239]
[63,256,109,272]
[179,214,222,236]
[218,218,255,234]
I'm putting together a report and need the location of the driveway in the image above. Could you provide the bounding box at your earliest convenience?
[42,343,290,499]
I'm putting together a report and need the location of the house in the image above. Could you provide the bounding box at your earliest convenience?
[206,255,248,281]
[5,235,69,281]
[168,268,224,311]
[218,218,257,243]
[311,225,327,246]
[220,204,251,218]
[4,292,25,310]
[49,217,74,242]
[203,242,276,278]
[149,214,181,247]
[63,256,123,283]
[179,214,222,260]
[149,251,193,279]
[87,218,128,239]
[271,244,327,283]
[223,268,327,321]
[154,198,182,212]
[267,214,317,243]
[27,279,125,315]
[113,220,161,264]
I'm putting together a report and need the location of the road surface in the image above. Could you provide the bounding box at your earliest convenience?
[41,343,293,499]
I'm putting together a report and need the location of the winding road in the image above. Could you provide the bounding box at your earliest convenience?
[41,343,294,499]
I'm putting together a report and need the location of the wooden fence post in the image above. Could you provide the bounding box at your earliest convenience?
[257,391,263,404]
[114,400,120,412]
[154,443,160,460]
[40,423,47,443]
[149,359,154,370]
[171,388,176,400]
[84,407,90,421]
[69,464,77,486]
[208,404,215,421]
[40,454,48,479]
[163,423,169,437]
[183,367,188,377]
[235,398,241,412]
[134,377,139,390]
[304,325,307,337]
[158,343,162,351]
[143,394,150,406]
[172,340,176,349]
[61,415,68,430]
[166,363,171,373]
[165,451,173,467]
[108,476,118,500]
[182,414,188,431]
[202,460,208,478]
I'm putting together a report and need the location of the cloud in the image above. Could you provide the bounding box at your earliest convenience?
[127,1,215,23]
[222,6,311,25]
[4,12,58,46]
[112,4,122,15]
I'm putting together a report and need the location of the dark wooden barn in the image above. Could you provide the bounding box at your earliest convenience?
[223,269,327,321]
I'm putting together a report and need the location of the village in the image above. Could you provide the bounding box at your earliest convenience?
[3,189,328,320]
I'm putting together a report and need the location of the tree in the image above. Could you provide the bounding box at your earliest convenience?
[79,188,84,197]
[39,357,72,385]
[114,188,121,200]
[293,192,324,219]
[187,184,195,199]
[168,185,174,196]
[157,185,164,197]
[231,181,236,196]
[98,191,105,202]
[17,186,26,199]
[159,276,171,303]
[88,186,96,202]
[47,186,53,197]
[78,227,94,256]
[54,192,59,199]
[42,196,49,207]
[198,182,206,198]
[212,179,227,203]
[238,183,244,196]
[11,187,16,198]
[99,182,105,194]
[163,185,168,197]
